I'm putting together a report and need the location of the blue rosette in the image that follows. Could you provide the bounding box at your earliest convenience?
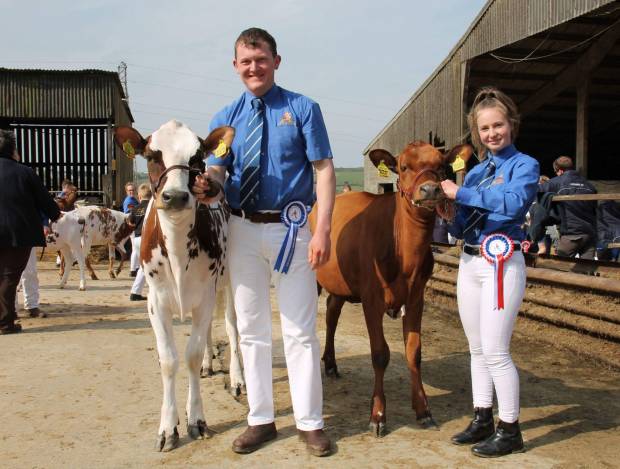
[481,233,515,310]
[274,201,310,274]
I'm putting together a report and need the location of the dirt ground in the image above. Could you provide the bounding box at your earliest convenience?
[1,261,619,469]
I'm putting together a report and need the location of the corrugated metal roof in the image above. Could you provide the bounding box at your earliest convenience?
[0,68,133,123]
[363,0,616,155]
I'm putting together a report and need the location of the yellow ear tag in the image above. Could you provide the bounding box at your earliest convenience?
[122,140,136,159]
[377,160,390,178]
[451,155,466,172]
[213,139,229,158]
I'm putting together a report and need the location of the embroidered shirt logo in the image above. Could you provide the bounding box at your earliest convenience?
[491,174,505,185]
[278,111,295,126]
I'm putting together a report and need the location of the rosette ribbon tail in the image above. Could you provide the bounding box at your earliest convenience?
[274,222,299,274]
[496,254,505,310]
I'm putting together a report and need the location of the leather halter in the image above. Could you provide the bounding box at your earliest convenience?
[397,167,454,220]
[150,164,201,196]
[397,168,443,202]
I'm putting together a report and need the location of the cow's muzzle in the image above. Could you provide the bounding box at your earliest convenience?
[160,189,190,210]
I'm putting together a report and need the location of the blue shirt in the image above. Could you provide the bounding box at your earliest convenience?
[122,195,139,214]
[207,85,333,210]
[448,144,539,244]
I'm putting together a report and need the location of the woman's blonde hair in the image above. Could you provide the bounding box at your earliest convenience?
[467,87,520,153]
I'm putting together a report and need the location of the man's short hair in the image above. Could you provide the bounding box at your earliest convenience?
[235,27,277,57]
[553,156,574,173]
[125,181,136,190]
[61,178,73,189]
[138,183,152,200]
[0,129,17,159]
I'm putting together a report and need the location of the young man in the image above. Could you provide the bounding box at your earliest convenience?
[194,27,335,457]
[539,156,597,259]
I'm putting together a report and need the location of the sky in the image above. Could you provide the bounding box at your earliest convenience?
[2,0,487,170]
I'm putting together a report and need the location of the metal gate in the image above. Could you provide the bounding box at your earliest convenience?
[11,123,109,201]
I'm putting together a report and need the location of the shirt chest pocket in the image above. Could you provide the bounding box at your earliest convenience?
[271,122,302,152]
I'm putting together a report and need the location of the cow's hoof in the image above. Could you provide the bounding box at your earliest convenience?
[155,427,179,452]
[369,420,387,437]
[109,272,116,279]
[79,286,85,291]
[229,383,243,398]
[416,414,439,430]
[90,274,98,280]
[325,365,340,378]
[59,285,65,289]
[200,366,214,378]
[187,419,210,440]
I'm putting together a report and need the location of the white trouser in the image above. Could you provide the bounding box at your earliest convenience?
[130,236,146,295]
[130,232,140,272]
[228,215,324,431]
[16,248,39,310]
[457,250,526,423]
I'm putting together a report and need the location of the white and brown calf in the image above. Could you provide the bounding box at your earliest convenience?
[48,206,133,290]
[114,120,243,452]
[45,210,89,290]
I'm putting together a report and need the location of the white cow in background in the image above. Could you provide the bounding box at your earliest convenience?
[46,206,133,290]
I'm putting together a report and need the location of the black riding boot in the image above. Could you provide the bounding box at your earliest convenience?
[451,407,494,445]
[471,419,524,457]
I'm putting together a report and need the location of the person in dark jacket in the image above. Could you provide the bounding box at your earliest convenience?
[597,200,620,261]
[0,129,61,334]
[538,156,597,259]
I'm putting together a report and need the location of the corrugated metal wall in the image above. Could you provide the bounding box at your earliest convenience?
[365,0,615,192]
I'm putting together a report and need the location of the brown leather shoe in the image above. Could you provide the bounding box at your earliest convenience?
[231,423,277,454]
[298,429,332,457]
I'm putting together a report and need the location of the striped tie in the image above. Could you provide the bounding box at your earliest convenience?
[463,157,496,236]
[239,98,264,214]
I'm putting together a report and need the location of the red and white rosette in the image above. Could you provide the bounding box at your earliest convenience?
[481,233,515,310]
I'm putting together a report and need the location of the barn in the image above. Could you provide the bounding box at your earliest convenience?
[364,0,620,193]
[0,68,134,207]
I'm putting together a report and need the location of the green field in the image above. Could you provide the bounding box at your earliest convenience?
[135,167,366,193]
[335,167,364,191]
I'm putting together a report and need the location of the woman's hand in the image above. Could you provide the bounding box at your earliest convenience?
[440,179,459,200]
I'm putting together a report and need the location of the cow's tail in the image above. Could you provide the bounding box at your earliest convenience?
[78,217,86,249]
[39,247,46,261]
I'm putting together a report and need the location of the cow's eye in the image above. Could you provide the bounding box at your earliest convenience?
[400,165,407,172]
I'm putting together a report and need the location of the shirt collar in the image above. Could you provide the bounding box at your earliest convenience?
[244,84,278,107]
[487,143,517,162]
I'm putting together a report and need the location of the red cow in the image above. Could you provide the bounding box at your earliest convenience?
[310,141,471,436]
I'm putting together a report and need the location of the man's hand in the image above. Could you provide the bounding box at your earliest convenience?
[192,172,223,205]
[308,230,331,270]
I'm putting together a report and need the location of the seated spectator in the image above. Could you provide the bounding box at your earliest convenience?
[538,156,597,259]
[597,200,620,262]
[341,182,352,193]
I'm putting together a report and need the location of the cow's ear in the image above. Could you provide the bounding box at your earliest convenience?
[444,144,473,172]
[203,126,236,158]
[368,149,398,174]
[114,126,147,159]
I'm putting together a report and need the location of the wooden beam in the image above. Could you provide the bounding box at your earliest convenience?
[576,78,589,175]
[552,194,620,202]
[520,21,620,117]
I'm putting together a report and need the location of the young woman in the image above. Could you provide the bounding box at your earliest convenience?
[440,87,539,458]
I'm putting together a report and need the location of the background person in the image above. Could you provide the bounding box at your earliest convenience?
[440,87,539,458]
[128,184,151,301]
[194,27,335,457]
[0,129,60,334]
[122,181,139,276]
[538,156,597,259]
